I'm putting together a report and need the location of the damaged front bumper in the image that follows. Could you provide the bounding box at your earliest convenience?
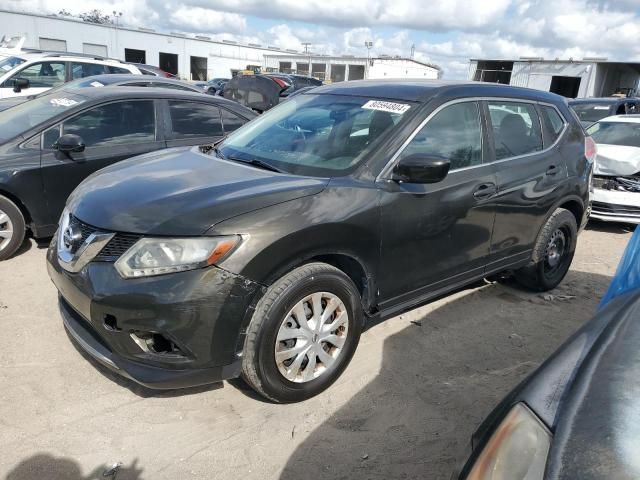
[591,176,640,224]
[47,235,264,389]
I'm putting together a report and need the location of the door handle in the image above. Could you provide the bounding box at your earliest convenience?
[546,165,559,176]
[473,183,497,199]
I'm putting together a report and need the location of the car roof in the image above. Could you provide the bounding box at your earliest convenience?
[311,79,567,104]
[597,115,640,124]
[50,86,257,116]
[74,74,196,87]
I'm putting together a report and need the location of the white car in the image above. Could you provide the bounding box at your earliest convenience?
[587,115,640,224]
[0,52,141,98]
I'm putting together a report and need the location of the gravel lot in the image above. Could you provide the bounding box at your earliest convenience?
[0,222,632,480]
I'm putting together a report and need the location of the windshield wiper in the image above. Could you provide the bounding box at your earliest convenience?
[227,156,284,173]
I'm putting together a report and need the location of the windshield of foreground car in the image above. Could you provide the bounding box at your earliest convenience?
[571,103,614,123]
[0,91,86,143]
[0,55,26,73]
[587,121,640,148]
[217,94,411,177]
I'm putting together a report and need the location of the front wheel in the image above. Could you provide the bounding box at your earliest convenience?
[0,195,26,261]
[514,208,577,291]
[241,262,363,403]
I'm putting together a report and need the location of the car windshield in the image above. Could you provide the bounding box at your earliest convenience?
[217,94,411,176]
[587,121,640,147]
[571,103,614,123]
[0,91,86,143]
[0,55,26,73]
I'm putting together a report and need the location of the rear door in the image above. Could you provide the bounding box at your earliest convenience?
[163,100,225,147]
[40,99,164,224]
[486,100,567,268]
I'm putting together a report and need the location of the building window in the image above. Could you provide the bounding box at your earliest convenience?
[125,48,146,64]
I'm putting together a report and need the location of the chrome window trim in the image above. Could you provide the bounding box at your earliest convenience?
[377,96,569,181]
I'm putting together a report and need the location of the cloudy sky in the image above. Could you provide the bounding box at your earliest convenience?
[2,0,639,78]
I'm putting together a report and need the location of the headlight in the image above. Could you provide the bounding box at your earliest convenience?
[466,403,551,480]
[115,236,240,278]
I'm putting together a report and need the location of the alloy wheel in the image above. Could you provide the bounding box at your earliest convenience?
[0,209,14,252]
[274,292,349,383]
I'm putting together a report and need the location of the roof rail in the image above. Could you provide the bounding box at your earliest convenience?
[43,51,124,63]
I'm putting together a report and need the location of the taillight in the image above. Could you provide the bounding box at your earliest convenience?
[585,136,597,163]
[272,78,289,89]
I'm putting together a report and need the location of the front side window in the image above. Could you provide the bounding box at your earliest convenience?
[62,100,155,147]
[168,101,223,138]
[587,121,640,147]
[218,94,408,176]
[488,101,543,160]
[8,62,66,88]
[71,62,107,80]
[399,102,482,170]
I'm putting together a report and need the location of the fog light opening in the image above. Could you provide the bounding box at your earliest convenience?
[130,330,184,356]
[103,314,121,331]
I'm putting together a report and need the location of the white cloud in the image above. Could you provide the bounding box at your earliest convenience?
[172,6,246,33]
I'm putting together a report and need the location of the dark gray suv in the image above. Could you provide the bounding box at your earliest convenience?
[47,80,594,403]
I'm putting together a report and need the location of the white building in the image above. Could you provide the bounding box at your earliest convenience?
[264,54,441,82]
[0,10,442,82]
[469,58,640,98]
[0,9,303,80]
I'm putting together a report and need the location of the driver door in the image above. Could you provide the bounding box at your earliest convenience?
[377,101,499,310]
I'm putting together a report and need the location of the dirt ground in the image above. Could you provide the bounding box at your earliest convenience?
[0,222,633,480]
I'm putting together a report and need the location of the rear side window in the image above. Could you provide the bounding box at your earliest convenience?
[168,101,223,138]
[539,105,566,144]
[220,108,245,133]
[487,101,543,160]
[400,101,482,170]
[107,66,131,74]
[62,100,156,147]
[71,62,107,80]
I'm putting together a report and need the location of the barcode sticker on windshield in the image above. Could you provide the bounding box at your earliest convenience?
[594,106,610,110]
[362,100,410,114]
[90,81,104,87]
[50,98,79,107]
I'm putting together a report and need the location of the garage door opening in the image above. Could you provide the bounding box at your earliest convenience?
[473,61,513,84]
[550,76,581,98]
[348,64,365,80]
[331,64,346,83]
[593,63,640,97]
[159,52,178,76]
[125,48,146,64]
[190,56,207,80]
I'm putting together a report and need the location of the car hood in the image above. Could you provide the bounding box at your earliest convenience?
[541,291,640,479]
[68,147,329,235]
[594,144,640,176]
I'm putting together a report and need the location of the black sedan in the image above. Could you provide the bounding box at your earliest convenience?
[0,86,256,260]
[0,74,206,112]
[457,287,640,479]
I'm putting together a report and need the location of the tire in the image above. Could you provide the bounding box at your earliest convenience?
[0,195,26,261]
[514,208,577,292]
[242,262,363,403]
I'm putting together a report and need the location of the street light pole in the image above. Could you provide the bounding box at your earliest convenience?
[112,11,122,59]
[364,41,373,78]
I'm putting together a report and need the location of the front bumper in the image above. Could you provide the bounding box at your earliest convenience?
[591,187,640,224]
[47,235,263,389]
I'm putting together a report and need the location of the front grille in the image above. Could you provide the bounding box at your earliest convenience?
[71,215,140,262]
[592,201,640,216]
[95,233,141,261]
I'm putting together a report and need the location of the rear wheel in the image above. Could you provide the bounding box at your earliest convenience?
[241,262,363,403]
[0,195,25,261]
[514,208,577,291]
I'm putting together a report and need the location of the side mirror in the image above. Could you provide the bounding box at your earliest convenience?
[391,154,451,184]
[54,134,86,154]
[12,78,29,93]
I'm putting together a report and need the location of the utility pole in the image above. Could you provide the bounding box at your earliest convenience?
[112,11,122,59]
[364,41,373,79]
[302,42,312,76]
[410,43,415,59]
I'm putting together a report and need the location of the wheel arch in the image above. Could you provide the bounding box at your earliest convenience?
[0,187,31,226]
